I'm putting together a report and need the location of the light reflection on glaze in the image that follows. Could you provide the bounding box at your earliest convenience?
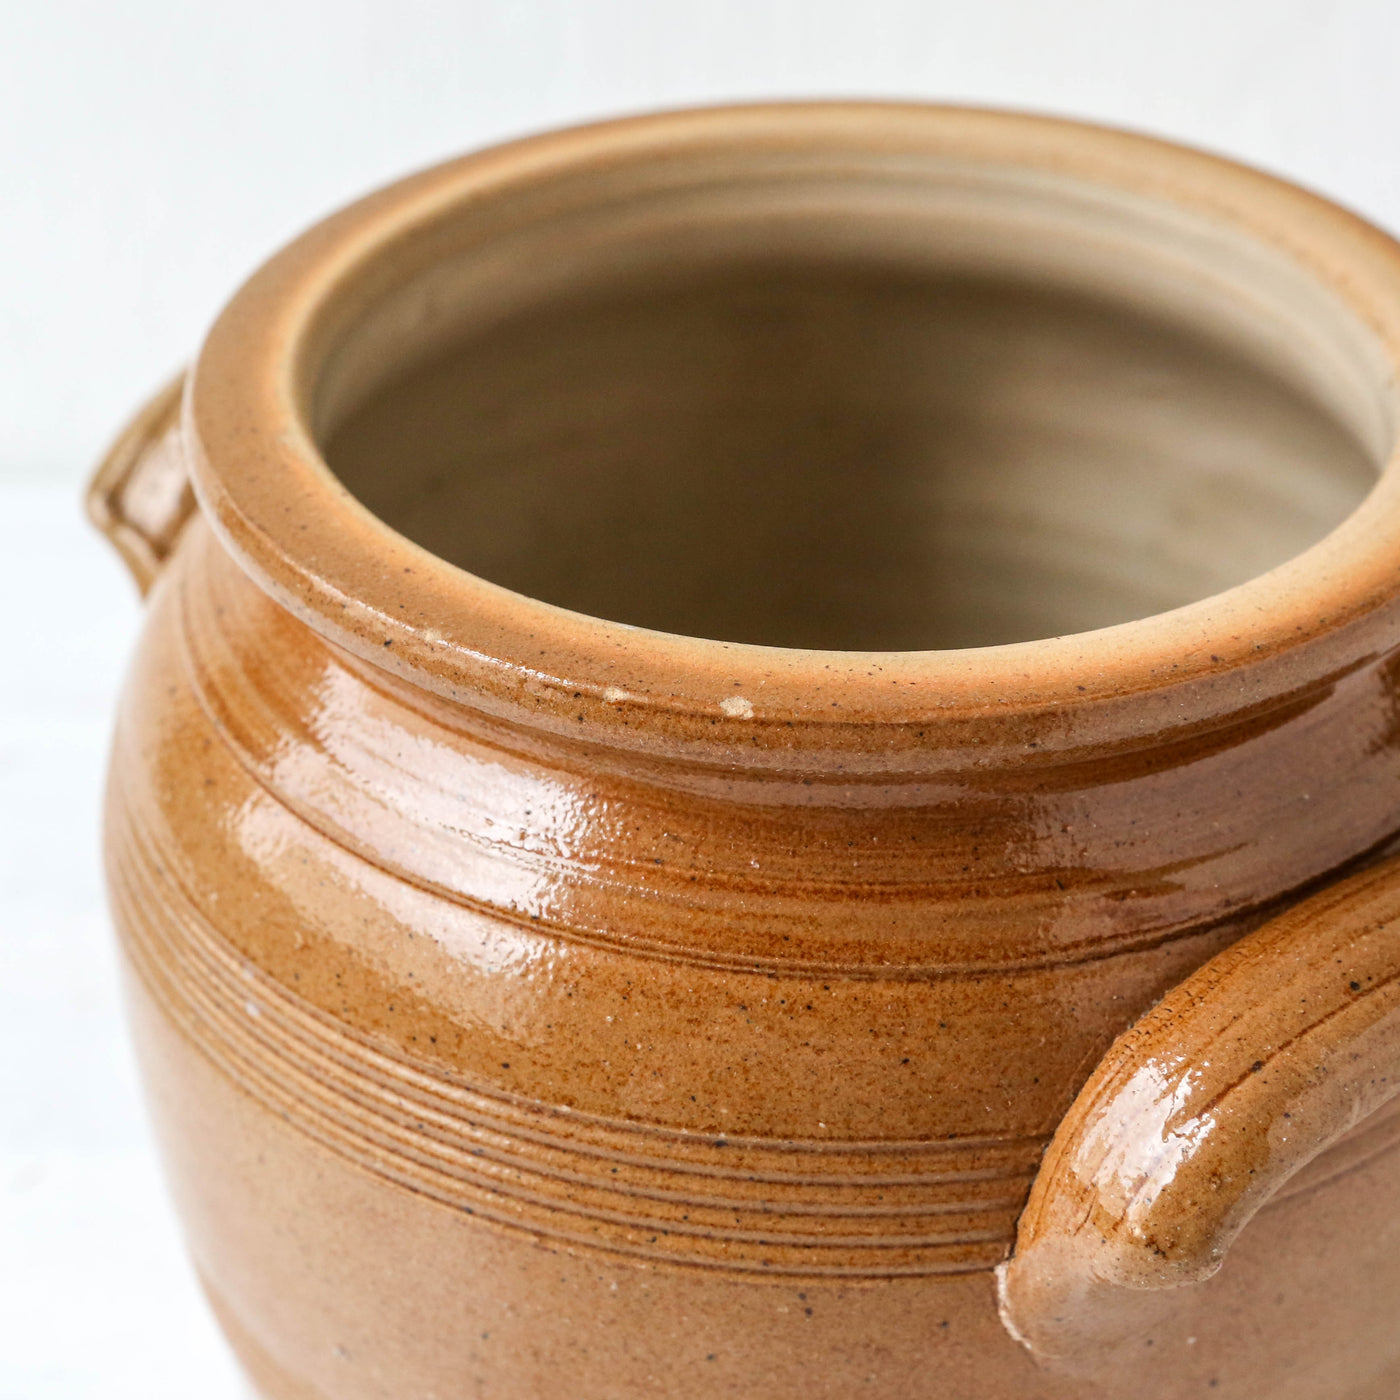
[1068,1058,1216,1236]
[231,778,570,1024]
[286,660,605,928]
[304,664,611,867]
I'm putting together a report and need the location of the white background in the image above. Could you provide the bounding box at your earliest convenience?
[5,2,1400,1395]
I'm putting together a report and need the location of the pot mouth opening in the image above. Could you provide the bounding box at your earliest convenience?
[311,130,1392,656]
[190,105,1400,747]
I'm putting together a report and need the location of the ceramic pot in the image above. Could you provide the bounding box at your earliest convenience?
[89,104,1400,1399]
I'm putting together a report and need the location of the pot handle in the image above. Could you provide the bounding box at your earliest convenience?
[85,373,195,595]
[997,851,1400,1373]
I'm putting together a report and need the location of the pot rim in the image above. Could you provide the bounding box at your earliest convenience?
[184,101,1400,762]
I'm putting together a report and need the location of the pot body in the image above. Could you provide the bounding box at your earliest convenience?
[102,516,1400,1399]
[93,104,1400,1399]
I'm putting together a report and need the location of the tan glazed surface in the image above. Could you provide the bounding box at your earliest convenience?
[89,105,1400,1398]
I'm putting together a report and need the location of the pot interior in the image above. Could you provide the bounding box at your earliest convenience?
[318,159,1387,652]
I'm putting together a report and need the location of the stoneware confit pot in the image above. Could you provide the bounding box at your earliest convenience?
[88,103,1400,1399]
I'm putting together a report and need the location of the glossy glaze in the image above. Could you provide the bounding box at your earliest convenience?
[998,853,1400,1382]
[90,105,1400,1398]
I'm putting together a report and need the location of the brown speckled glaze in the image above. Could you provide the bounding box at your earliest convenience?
[89,105,1400,1398]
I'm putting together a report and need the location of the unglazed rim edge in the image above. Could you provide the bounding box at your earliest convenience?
[183,101,1400,748]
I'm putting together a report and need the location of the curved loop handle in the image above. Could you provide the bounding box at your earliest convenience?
[86,373,194,595]
[997,851,1400,1373]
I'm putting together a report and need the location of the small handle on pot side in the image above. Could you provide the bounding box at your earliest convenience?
[997,852,1400,1373]
[86,373,195,595]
